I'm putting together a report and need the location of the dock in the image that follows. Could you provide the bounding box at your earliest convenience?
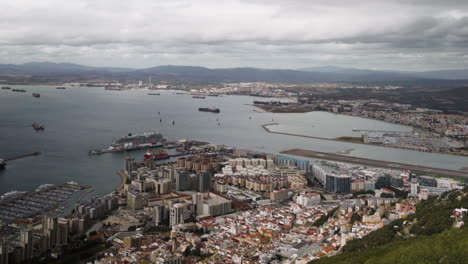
[281,149,468,179]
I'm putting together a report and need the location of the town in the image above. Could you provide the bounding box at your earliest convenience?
[0,139,465,264]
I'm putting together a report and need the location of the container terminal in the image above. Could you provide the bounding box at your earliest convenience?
[0,183,88,224]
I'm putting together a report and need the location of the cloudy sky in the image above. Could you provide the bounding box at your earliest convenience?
[1,0,468,70]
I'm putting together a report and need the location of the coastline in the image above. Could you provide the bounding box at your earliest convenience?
[116,170,128,191]
[261,123,468,157]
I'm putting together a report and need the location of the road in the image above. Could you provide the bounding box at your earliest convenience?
[281,149,468,179]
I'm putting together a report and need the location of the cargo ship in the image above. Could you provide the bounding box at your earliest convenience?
[198,107,220,113]
[193,95,205,99]
[12,88,26,92]
[32,122,44,131]
[253,100,290,106]
[32,93,40,98]
[1,87,11,90]
[144,149,170,161]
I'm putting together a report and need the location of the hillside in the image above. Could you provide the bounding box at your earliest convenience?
[310,187,468,264]
[2,62,468,85]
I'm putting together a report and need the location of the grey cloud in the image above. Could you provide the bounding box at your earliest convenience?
[0,0,468,70]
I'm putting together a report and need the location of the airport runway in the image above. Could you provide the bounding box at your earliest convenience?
[281,149,468,179]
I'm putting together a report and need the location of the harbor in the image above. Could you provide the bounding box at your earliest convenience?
[1,87,467,198]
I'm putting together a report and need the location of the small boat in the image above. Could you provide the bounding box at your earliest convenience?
[12,88,26,92]
[207,94,219,97]
[56,87,66,90]
[148,93,160,96]
[32,93,40,98]
[175,92,185,95]
[32,122,44,131]
[0,159,6,169]
[193,96,206,99]
[1,87,11,90]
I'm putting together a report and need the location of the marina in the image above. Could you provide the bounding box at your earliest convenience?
[0,182,89,224]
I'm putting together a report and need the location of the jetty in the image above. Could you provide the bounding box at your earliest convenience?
[0,152,41,168]
[3,152,41,162]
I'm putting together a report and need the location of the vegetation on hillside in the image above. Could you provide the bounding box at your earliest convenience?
[310,187,468,264]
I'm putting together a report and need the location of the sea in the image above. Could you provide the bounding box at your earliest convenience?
[1,86,467,196]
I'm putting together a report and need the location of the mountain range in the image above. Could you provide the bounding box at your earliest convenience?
[1,62,468,85]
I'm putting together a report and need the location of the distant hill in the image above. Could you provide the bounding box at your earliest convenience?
[300,65,468,81]
[1,62,468,84]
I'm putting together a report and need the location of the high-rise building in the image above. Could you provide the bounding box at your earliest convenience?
[124,157,137,173]
[169,202,193,226]
[325,174,351,193]
[375,174,392,189]
[0,240,8,264]
[410,179,419,195]
[193,193,204,216]
[198,172,211,192]
[20,227,33,261]
[175,171,189,191]
[153,204,164,225]
[391,175,403,188]
[57,218,69,246]
[127,191,149,210]
[43,213,58,250]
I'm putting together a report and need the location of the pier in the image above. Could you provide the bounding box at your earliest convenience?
[281,149,468,179]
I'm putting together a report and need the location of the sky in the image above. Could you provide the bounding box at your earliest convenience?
[1,0,468,71]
